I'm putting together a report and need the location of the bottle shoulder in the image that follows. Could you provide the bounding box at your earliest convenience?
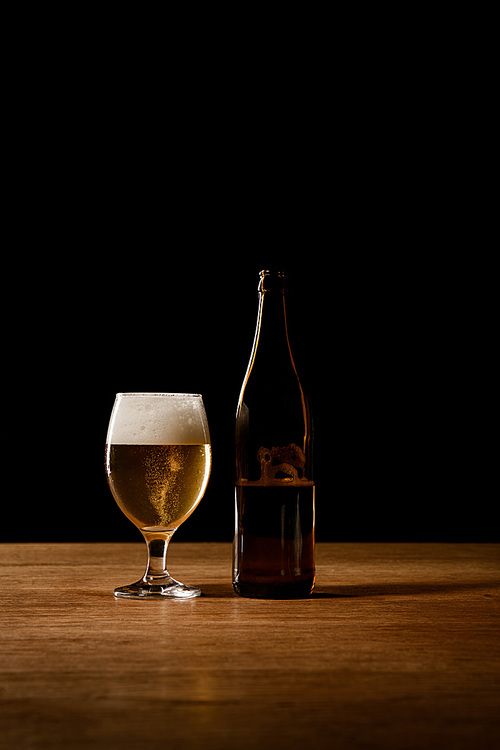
[237,380,309,421]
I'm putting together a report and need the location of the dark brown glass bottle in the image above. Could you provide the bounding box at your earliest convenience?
[233,269,315,598]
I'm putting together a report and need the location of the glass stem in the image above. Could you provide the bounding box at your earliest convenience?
[141,530,176,583]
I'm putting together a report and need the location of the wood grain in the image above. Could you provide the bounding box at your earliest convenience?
[1,543,499,749]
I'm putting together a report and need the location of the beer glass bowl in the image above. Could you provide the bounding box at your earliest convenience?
[105,393,211,598]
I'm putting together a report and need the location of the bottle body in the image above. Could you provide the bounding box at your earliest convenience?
[234,481,315,598]
[233,270,315,598]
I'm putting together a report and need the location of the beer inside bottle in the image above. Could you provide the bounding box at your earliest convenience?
[233,269,315,598]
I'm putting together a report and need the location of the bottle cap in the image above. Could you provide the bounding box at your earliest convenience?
[259,269,286,292]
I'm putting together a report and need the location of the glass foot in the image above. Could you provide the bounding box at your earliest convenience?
[114,577,201,599]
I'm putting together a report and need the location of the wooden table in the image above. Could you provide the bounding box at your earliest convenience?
[1,543,499,749]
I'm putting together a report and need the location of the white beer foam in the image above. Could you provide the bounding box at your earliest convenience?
[107,393,210,445]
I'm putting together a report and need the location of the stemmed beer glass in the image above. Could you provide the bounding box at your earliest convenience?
[105,393,211,598]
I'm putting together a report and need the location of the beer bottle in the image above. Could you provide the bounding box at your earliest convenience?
[233,269,315,598]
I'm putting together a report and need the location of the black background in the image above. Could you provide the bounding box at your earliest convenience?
[5,34,496,545]
[8,244,495,544]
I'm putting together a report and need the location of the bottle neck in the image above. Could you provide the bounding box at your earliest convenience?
[252,271,298,373]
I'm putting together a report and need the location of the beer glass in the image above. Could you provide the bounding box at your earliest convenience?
[105,393,211,598]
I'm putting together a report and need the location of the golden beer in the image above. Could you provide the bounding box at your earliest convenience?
[106,443,211,530]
